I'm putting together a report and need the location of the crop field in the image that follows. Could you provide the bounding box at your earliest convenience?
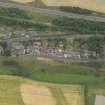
[85,86,105,105]
[42,0,105,13]
[0,76,24,105]
[21,83,56,105]
[0,75,85,105]
[50,85,85,105]
[10,0,34,4]
[62,86,85,105]
[0,75,105,105]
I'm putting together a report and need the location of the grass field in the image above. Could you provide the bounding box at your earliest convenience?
[0,56,103,84]
[42,0,105,13]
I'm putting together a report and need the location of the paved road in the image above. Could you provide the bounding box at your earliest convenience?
[3,34,104,42]
[0,2,105,22]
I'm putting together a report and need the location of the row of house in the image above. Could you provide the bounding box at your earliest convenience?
[10,42,96,60]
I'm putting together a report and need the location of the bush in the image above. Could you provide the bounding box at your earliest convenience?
[60,6,93,15]
[52,17,105,34]
[2,60,18,66]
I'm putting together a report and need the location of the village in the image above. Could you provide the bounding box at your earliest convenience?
[0,30,98,61]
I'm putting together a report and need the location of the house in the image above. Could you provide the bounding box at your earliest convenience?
[11,42,25,56]
[64,49,92,59]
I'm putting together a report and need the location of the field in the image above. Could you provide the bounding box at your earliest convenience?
[0,76,24,105]
[0,58,105,105]
[0,75,85,105]
[50,85,85,105]
[10,0,34,4]
[7,0,105,13]
[21,83,55,105]
[0,56,103,84]
[42,0,105,13]
[62,86,85,105]
[1,75,105,105]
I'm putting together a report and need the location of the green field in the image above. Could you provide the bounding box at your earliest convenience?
[0,56,103,85]
[14,56,105,85]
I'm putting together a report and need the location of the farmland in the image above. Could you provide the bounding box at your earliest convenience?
[0,76,24,105]
[1,75,105,105]
[0,75,85,105]
[21,83,56,105]
[0,1,105,105]
[10,0,34,4]
[42,0,105,13]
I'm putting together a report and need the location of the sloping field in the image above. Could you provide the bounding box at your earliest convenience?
[21,83,56,105]
[42,0,105,13]
[49,85,85,105]
[62,86,85,105]
[0,75,85,105]
[10,0,34,3]
[0,76,24,105]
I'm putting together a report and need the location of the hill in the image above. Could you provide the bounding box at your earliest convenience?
[0,75,85,105]
[1,75,105,105]
[42,0,105,13]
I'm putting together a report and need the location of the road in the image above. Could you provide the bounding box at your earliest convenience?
[3,34,105,42]
[0,2,105,22]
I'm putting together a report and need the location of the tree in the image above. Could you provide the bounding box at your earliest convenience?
[0,41,11,56]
